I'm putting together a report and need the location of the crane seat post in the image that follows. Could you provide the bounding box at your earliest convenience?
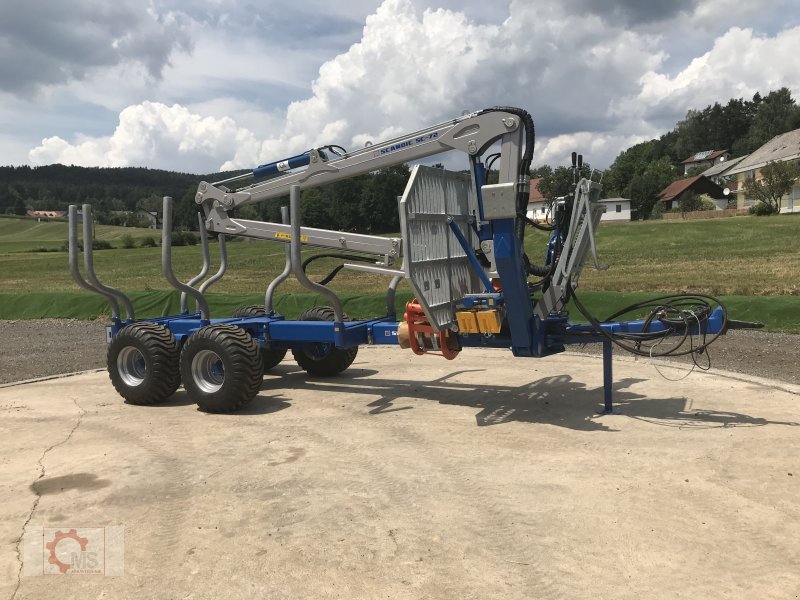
[400,300,460,360]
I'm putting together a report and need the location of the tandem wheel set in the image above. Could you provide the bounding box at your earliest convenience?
[68,107,757,414]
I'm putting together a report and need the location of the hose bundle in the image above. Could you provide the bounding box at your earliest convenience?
[569,290,729,368]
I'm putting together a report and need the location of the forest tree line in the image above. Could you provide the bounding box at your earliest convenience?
[1,87,799,229]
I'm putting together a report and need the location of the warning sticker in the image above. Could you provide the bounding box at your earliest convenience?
[275,232,308,242]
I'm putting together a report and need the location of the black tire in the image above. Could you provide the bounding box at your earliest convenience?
[291,306,358,377]
[232,305,266,318]
[180,324,263,413]
[107,322,181,405]
[232,304,287,371]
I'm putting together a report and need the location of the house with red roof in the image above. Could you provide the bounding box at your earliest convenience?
[525,177,548,221]
[657,175,726,211]
[26,210,66,220]
[681,150,730,175]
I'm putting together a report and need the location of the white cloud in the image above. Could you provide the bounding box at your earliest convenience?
[617,26,800,126]
[21,0,800,173]
[29,102,257,173]
[537,131,656,169]
[221,0,664,170]
[29,136,107,168]
[0,1,192,95]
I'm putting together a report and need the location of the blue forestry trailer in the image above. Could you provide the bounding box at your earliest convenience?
[68,107,759,413]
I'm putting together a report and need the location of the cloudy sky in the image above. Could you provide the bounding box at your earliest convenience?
[2,0,799,173]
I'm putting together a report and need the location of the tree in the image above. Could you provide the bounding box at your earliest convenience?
[677,192,715,216]
[744,160,800,214]
[673,108,705,160]
[603,140,656,198]
[136,194,162,214]
[175,189,200,230]
[628,157,677,219]
[328,176,368,231]
[529,165,553,179]
[649,201,664,220]
[1,184,23,213]
[537,164,592,205]
[300,187,330,228]
[232,203,260,221]
[359,165,409,232]
[12,195,27,215]
[733,88,800,155]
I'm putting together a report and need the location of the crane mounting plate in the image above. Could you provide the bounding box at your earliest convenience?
[398,165,483,331]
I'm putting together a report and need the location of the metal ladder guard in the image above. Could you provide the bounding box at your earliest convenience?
[79,204,135,322]
[68,205,121,322]
[162,196,210,322]
[179,212,211,313]
[264,205,292,313]
[288,185,344,322]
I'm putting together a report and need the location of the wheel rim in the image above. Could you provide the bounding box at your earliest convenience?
[117,346,147,387]
[191,349,225,393]
[306,343,332,361]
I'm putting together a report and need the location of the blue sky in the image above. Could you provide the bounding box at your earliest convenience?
[2,0,799,172]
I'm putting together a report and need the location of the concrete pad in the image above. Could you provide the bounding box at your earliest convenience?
[1,347,799,599]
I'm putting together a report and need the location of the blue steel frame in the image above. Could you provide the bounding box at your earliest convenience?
[106,304,727,415]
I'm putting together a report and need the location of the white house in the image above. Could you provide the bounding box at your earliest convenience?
[526,197,631,222]
[526,177,548,221]
[135,209,159,228]
[526,200,550,221]
[599,198,631,222]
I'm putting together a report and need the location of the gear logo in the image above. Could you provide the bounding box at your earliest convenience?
[22,526,124,577]
[45,529,91,574]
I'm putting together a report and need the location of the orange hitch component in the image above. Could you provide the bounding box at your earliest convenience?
[400,300,460,360]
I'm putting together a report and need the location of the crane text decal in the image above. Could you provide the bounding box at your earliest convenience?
[378,132,439,156]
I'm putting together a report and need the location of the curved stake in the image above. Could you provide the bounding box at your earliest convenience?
[288,185,344,321]
[162,197,210,321]
[180,212,211,313]
[81,204,134,321]
[265,205,292,312]
[198,234,227,295]
[68,205,121,320]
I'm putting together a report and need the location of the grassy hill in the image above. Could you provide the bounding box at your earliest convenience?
[1,213,798,295]
[574,215,800,296]
[0,215,158,253]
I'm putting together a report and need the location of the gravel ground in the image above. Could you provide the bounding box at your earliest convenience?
[0,319,796,385]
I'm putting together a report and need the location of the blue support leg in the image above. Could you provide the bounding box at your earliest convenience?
[602,341,616,414]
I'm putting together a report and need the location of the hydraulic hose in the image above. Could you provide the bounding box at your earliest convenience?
[481,106,552,278]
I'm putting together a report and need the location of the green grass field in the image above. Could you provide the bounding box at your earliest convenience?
[0,214,798,329]
[0,216,158,253]
[573,216,800,296]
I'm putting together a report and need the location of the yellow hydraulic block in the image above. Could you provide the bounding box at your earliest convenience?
[456,311,480,334]
[476,309,503,333]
